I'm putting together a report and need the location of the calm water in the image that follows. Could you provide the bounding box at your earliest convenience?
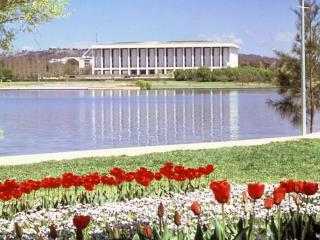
[0,89,315,156]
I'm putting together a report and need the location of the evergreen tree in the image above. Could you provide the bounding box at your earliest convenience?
[268,0,320,133]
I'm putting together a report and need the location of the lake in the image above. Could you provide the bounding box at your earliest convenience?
[0,89,315,156]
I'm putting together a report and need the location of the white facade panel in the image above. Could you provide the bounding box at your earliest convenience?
[167,48,174,68]
[149,49,155,68]
[121,49,128,68]
[94,49,101,68]
[176,48,183,68]
[185,48,192,67]
[204,48,211,67]
[139,49,146,68]
[103,49,110,68]
[158,49,165,67]
[130,49,137,68]
[223,48,230,67]
[229,47,239,68]
[194,48,201,67]
[112,49,119,68]
[213,48,220,67]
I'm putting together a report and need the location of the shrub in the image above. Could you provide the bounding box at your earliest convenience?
[136,80,151,90]
[174,69,186,81]
[0,67,13,81]
[196,67,212,82]
[173,67,275,83]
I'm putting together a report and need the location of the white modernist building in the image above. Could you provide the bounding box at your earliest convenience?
[90,41,239,76]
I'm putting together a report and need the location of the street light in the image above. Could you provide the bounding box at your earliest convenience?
[301,0,307,135]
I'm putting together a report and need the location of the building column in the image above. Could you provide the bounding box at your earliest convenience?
[191,47,194,68]
[146,48,149,75]
[127,48,131,76]
[100,49,103,75]
[137,48,140,75]
[182,47,185,69]
[109,48,112,75]
[92,49,95,75]
[210,47,213,69]
[164,48,167,74]
[155,48,158,74]
[119,48,122,76]
[220,47,223,68]
[200,47,204,67]
[173,48,176,71]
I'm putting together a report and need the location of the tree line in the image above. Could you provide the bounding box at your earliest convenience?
[0,55,90,80]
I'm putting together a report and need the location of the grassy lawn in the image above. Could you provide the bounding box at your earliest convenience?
[147,80,273,89]
[1,139,319,183]
[0,80,273,89]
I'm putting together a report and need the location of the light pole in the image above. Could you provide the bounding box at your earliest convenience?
[301,0,307,135]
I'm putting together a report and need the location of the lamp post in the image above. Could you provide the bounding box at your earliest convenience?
[301,0,307,135]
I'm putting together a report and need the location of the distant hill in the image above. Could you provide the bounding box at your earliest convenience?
[239,54,277,67]
[0,48,87,61]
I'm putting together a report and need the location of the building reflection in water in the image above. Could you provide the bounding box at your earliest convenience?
[86,89,240,147]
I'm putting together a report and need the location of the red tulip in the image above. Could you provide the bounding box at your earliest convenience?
[158,202,164,218]
[280,180,295,193]
[264,196,274,209]
[273,187,286,205]
[303,182,318,196]
[191,201,201,216]
[210,180,231,204]
[248,183,265,200]
[174,211,181,226]
[293,181,304,193]
[73,215,91,230]
[144,224,153,239]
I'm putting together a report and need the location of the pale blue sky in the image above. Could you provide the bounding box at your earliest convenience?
[13,0,312,57]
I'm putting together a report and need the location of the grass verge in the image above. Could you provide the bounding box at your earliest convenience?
[1,139,319,183]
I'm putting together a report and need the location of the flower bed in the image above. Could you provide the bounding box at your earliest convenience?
[0,162,319,239]
[0,182,319,239]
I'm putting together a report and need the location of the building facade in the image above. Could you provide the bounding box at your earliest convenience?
[90,41,239,76]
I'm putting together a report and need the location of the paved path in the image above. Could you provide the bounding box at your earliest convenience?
[0,133,319,166]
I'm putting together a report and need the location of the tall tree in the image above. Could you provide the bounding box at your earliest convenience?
[268,0,320,133]
[0,0,68,50]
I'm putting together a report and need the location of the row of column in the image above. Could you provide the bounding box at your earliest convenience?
[93,47,228,75]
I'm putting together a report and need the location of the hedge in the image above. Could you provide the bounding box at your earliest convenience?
[174,66,274,83]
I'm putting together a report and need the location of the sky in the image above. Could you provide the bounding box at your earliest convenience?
[13,0,310,57]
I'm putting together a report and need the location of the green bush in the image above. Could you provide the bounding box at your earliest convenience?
[0,67,13,81]
[135,80,151,90]
[173,66,274,83]
[173,69,186,81]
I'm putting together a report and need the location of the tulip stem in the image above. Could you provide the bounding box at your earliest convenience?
[222,204,226,234]
[277,206,281,240]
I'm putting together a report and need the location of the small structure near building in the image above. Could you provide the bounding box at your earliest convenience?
[89,41,239,76]
[49,56,93,69]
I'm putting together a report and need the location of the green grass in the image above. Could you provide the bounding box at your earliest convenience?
[146,80,273,89]
[0,80,274,89]
[1,139,320,183]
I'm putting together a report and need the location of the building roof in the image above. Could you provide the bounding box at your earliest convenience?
[91,41,240,49]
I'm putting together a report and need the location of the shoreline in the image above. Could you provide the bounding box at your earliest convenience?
[0,86,277,91]
[0,133,319,166]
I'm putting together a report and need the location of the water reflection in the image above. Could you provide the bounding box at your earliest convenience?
[0,89,310,156]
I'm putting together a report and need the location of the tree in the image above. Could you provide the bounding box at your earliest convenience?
[0,0,68,50]
[268,0,320,133]
[64,58,79,75]
[0,67,13,81]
